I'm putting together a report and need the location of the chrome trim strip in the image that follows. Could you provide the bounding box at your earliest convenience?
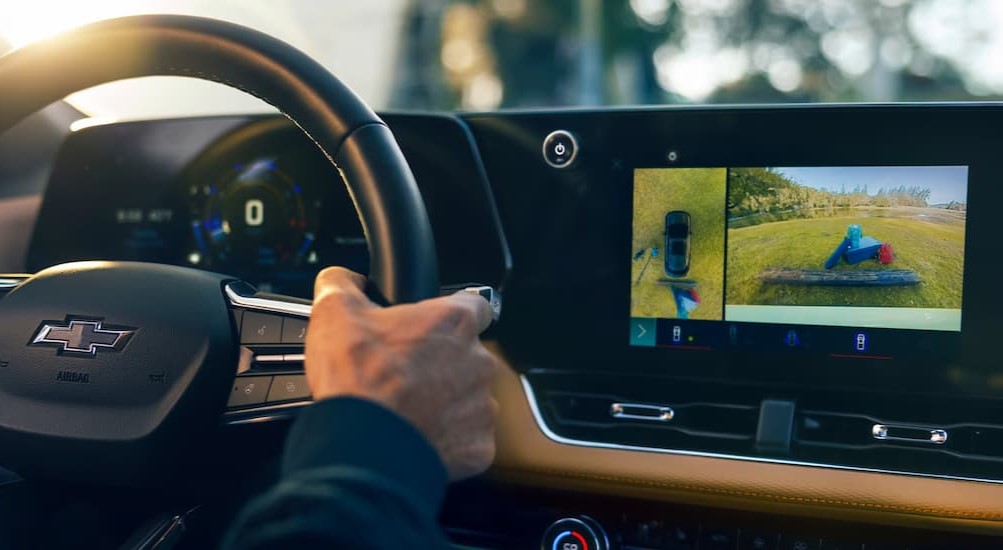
[283,353,305,362]
[0,276,28,291]
[519,375,1003,485]
[226,282,500,321]
[254,354,286,363]
[224,283,312,318]
[223,400,312,425]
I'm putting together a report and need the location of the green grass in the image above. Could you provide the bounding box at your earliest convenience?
[725,207,966,308]
[630,168,726,319]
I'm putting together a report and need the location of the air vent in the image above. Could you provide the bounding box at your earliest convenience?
[793,408,1003,477]
[528,375,762,458]
[524,370,1003,482]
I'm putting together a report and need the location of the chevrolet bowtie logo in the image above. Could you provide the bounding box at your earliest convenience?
[30,317,136,357]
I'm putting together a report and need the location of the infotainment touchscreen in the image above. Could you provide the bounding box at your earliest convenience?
[629,166,968,357]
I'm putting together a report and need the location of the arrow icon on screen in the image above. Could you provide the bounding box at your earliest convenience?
[637,323,647,339]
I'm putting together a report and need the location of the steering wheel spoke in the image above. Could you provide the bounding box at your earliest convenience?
[222,282,313,425]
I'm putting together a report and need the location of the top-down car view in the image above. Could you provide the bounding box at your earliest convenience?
[2,1,1003,549]
[664,211,691,277]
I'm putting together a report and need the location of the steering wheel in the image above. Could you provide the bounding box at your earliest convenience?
[0,15,439,485]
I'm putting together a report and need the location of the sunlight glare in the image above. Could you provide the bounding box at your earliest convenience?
[0,1,144,49]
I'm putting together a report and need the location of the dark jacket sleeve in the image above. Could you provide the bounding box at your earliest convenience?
[222,397,451,549]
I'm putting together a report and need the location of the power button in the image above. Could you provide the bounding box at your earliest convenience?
[542,130,579,168]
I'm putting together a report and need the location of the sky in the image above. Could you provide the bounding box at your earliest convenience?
[773,166,968,205]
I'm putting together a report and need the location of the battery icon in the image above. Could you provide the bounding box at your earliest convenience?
[672,325,682,343]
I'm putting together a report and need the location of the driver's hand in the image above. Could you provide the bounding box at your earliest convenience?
[304,267,499,481]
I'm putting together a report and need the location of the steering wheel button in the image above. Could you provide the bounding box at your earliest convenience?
[240,312,283,344]
[267,374,311,403]
[227,376,273,408]
[281,318,308,344]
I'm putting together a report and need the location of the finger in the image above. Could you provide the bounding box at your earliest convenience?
[314,267,372,309]
[440,291,494,336]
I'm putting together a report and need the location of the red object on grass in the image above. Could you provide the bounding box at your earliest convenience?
[878,243,895,264]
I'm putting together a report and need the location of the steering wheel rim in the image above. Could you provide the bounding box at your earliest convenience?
[0,15,439,485]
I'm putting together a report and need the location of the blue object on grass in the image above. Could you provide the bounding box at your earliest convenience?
[846,236,882,264]
[825,237,851,269]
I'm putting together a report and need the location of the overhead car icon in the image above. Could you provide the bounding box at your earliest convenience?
[664,210,691,277]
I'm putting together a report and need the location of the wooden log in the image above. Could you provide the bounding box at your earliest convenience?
[759,268,921,286]
[656,278,697,289]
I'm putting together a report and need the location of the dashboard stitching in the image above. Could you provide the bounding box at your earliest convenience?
[494,466,1003,521]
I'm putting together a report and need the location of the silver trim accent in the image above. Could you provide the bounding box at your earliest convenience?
[519,375,1003,485]
[932,429,950,444]
[129,512,188,550]
[872,423,949,445]
[461,286,502,322]
[542,130,579,169]
[0,277,27,289]
[31,319,134,356]
[224,283,311,318]
[248,353,305,367]
[223,400,312,425]
[610,402,675,422]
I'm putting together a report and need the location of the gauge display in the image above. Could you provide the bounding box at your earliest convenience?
[189,158,321,270]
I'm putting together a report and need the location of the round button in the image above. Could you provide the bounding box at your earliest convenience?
[541,516,607,550]
[542,130,579,168]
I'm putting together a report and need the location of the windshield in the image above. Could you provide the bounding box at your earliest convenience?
[1,0,1001,120]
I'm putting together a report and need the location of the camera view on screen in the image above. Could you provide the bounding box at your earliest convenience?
[630,168,726,322]
[726,166,966,331]
[629,165,968,345]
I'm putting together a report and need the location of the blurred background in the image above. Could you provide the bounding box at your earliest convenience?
[1,0,1001,119]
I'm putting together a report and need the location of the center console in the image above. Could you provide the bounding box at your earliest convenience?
[463,104,1003,484]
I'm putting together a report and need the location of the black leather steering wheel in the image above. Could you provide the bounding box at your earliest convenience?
[0,15,439,484]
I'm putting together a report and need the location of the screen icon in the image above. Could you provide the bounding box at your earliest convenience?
[785,329,800,347]
[854,332,868,352]
[672,325,682,343]
[630,317,657,347]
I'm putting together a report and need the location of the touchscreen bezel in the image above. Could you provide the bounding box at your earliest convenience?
[473,104,1003,400]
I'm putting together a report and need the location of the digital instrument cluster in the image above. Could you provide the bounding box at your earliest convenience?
[179,120,370,296]
[187,157,322,271]
[29,117,369,298]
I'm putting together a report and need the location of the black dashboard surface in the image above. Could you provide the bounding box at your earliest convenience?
[27,105,1003,484]
[29,114,510,298]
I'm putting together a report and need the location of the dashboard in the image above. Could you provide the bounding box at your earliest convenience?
[19,104,1003,545]
[29,114,510,298]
